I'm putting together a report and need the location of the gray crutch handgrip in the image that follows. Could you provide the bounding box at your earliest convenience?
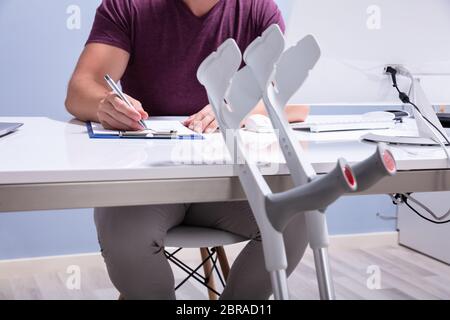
[265,158,357,232]
[350,144,397,192]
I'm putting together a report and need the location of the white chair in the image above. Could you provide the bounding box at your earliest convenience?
[165,226,247,300]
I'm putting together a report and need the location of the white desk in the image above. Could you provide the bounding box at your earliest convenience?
[1,116,450,212]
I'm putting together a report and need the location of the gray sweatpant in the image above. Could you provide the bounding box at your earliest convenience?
[94,201,308,300]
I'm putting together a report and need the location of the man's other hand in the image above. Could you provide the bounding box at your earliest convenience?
[183,105,218,133]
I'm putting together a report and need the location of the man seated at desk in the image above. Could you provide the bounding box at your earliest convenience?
[65,0,309,300]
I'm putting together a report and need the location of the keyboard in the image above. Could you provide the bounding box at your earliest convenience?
[291,113,396,133]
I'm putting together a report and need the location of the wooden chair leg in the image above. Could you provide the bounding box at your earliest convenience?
[215,246,230,281]
[200,248,217,300]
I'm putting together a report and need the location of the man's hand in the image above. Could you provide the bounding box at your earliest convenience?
[182,102,310,133]
[183,105,218,133]
[97,91,149,131]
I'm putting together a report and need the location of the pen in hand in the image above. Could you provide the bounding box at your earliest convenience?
[104,74,147,129]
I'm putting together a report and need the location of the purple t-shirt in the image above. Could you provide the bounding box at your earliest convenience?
[87,0,285,116]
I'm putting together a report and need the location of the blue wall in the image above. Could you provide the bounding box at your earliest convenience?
[0,0,396,260]
[0,0,102,260]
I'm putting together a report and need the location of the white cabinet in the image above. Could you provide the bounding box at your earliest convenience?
[398,191,450,264]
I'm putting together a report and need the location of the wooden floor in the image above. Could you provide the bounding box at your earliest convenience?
[1,234,449,300]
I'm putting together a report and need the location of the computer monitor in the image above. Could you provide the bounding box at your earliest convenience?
[284,0,450,107]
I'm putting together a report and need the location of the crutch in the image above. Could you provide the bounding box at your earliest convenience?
[197,26,397,300]
[242,25,398,299]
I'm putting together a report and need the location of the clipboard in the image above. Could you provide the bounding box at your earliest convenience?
[86,121,204,140]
